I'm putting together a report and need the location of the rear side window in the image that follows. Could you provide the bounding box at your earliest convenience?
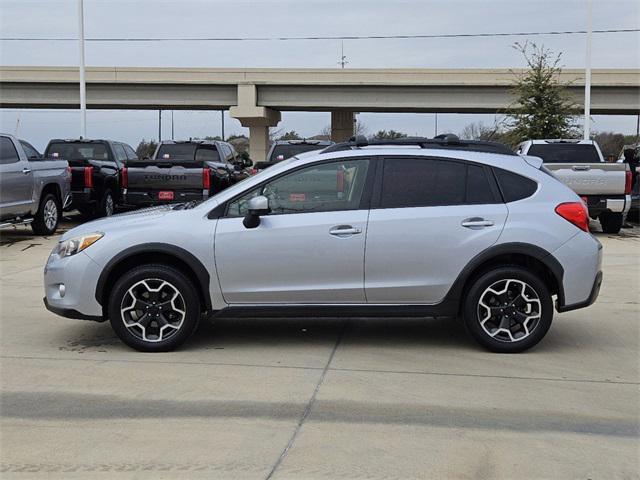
[0,137,20,164]
[493,168,538,202]
[527,144,601,163]
[124,144,138,160]
[380,158,498,208]
[466,164,496,204]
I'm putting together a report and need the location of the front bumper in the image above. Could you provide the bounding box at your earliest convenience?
[43,250,105,320]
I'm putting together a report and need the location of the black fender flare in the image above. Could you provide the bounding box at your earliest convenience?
[95,243,212,311]
[441,241,565,310]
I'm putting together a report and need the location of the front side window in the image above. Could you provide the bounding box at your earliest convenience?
[20,141,41,159]
[114,144,128,162]
[227,159,370,217]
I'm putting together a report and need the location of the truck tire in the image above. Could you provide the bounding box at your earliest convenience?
[95,189,115,218]
[599,212,623,234]
[31,193,61,235]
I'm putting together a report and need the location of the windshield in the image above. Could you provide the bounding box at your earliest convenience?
[156,144,220,163]
[528,144,601,163]
[269,144,324,162]
[46,142,108,160]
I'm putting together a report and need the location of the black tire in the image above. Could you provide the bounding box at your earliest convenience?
[108,264,201,352]
[95,188,115,218]
[463,266,553,353]
[31,192,60,235]
[599,212,623,234]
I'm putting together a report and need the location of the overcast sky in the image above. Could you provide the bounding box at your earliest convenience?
[1,0,639,150]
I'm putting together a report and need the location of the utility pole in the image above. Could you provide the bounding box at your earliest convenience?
[434,113,438,137]
[221,110,225,140]
[78,0,86,138]
[171,110,174,140]
[583,0,593,140]
[158,110,162,142]
[338,41,348,69]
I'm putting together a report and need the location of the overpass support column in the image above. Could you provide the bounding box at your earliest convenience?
[331,111,356,142]
[230,84,281,162]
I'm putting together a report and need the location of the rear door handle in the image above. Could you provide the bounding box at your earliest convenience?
[329,225,362,237]
[22,168,32,174]
[461,218,494,228]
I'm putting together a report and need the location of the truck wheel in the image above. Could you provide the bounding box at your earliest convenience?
[31,193,61,235]
[599,212,623,234]
[463,266,553,353]
[108,264,201,352]
[96,189,115,218]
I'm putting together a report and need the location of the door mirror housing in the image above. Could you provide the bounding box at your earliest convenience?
[243,195,270,228]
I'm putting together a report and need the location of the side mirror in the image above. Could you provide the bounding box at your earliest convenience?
[243,195,269,229]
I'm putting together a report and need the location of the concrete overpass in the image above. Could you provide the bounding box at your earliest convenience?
[1,66,639,160]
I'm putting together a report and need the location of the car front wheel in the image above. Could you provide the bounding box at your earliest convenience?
[108,264,201,352]
[463,267,553,353]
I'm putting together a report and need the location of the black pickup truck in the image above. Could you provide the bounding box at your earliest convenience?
[44,139,137,217]
[122,140,250,207]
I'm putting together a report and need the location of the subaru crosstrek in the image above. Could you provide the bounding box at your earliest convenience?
[44,135,603,353]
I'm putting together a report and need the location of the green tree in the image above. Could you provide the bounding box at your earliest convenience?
[135,139,157,159]
[278,130,302,141]
[371,129,408,140]
[508,43,579,142]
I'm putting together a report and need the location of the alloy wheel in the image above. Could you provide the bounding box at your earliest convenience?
[477,279,542,343]
[43,198,58,231]
[120,278,186,343]
[105,194,114,216]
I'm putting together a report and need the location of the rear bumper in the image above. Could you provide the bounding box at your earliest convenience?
[586,194,631,217]
[68,189,95,209]
[123,189,207,206]
[552,232,603,311]
[556,271,602,312]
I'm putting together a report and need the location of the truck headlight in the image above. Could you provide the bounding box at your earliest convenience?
[58,232,103,258]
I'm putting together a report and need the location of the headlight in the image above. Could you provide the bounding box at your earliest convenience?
[58,232,103,258]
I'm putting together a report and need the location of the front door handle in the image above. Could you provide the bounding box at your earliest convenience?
[22,168,32,174]
[461,218,494,228]
[329,225,362,237]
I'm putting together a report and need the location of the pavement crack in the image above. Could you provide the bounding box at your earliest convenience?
[264,322,347,480]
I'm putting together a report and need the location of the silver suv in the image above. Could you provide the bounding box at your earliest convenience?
[44,136,603,353]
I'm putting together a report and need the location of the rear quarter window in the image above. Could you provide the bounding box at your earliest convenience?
[527,144,601,163]
[493,168,538,202]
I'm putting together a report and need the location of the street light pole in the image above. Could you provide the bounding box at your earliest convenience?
[221,110,225,140]
[78,0,86,138]
[583,0,593,140]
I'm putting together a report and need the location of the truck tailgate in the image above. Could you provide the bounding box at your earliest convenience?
[126,165,204,191]
[545,163,627,195]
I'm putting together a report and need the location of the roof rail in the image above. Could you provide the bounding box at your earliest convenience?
[321,133,516,156]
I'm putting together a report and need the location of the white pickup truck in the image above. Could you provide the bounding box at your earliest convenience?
[517,139,631,234]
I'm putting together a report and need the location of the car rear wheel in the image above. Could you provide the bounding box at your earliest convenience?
[96,189,115,218]
[31,193,60,235]
[108,264,201,352]
[599,212,623,234]
[463,267,553,353]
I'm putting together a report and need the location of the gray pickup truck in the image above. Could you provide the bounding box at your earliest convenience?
[517,139,631,233]
[0,133,71,235]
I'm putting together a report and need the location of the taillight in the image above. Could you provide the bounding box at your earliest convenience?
[66,166,72,175]
[121,167,128,188]
[624,170,632,195]
[84,166,94,188]
[555,202,589,232]
[202,168,211,189]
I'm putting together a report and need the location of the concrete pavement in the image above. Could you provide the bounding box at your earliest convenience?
[0,216,638,479]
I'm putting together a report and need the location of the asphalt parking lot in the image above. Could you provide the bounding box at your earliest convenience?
[0,215,638,479]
